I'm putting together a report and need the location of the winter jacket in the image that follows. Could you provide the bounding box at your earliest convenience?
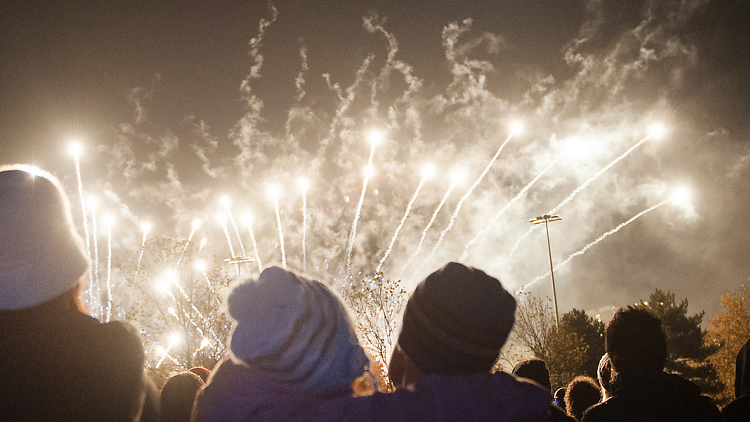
[580,370,723,422]
[722,337,750,422]
[193,357,552,422]
[0,296,156,422]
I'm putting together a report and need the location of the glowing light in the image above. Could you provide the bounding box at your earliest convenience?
[156,281,171,294]
[199,238,207,249]
[268,185,280,199]
[220,196,231,208]
[510,121,524,135]
[367,130,383,146]
[422,163,435,179]
[168,332,182,347]
[156,346,167,356]
[142,222,152,234]
[215,212,227,225]
[242,213,253,226]
[88,196,99,211]
[364,166,375,177]
[200,338,210,349]
[648,124,666,139]
[103,214,115,228]
[298,178,310,191]
[165,269,179,284]
[195,260,207,272]
[671,186,692,207]
[69,142,82,157]
[192,218,202,230]
[450,170,464,186]
[168,307,178,318]
[563,137,591,160]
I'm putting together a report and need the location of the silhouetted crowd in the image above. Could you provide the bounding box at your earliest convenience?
[1,164,748,421]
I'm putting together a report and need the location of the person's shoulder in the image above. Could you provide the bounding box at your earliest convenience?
[86,319,145,369]
[580,398,620,422]
[723,395,750,422]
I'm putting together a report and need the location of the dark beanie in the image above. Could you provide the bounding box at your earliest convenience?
[397,262,516,376]
[512,359,552,391]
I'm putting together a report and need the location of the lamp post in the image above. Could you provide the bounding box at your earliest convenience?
[530,214,562,326]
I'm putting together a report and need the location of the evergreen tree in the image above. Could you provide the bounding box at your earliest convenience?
[547,308,605,388]
[641,289,723,398]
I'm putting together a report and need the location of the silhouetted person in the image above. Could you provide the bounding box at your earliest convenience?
[0,165,158,421]
[722,337,750,422]
[512,359,574,422]
[597,353,613,399]
[581,306,722,422]
[161,372,204,422]
[194,264,552,421]
[388,262,553,421]
[565,376,601,420]
[555,387,567,410]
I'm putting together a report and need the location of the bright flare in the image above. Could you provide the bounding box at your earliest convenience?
[648,124,666,139]
[367,130,383,146]
[510,121,524,135]
[671,186,692,206]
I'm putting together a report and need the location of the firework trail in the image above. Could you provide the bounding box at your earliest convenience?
[72,151,93,299]
[301,188,307,273]
[134,224,150,282]
[176,220,200,266]
[525,199,669,289]
[273,196,286,268]
[376,176,427,272]
[90,203,99,316]
[504,134,655,264]
[461,155,561,261]
[400,183,455,276]
[345,140,378,279]
[422,132,515,266]
[198,237,207,254]
[225,205,247,259]
[105,222,112,323]
[246,224,263,273]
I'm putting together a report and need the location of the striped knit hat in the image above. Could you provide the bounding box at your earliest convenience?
[227,266,369,391]
[397,262,516,375]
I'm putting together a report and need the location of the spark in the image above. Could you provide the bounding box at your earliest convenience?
[461,155,561,261]
[244,213,263,273]
[270,187,286,268]
[103,215,114,323]
[222,197,248,260]
[671,186,691,207]
[422,130,515,266]
[198,237,207,253]
[89,196,100,318]
[345,133,379,279]
[299,179,309,272]
[526,199,669,289]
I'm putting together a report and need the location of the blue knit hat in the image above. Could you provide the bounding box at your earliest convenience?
[227,266,369,391]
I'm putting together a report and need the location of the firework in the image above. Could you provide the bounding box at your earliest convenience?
[70,142,93,301]
[269,186,286,268]
[104,215,114,323]
[177,219,201,266]
[525,198,670,289]
[345,130,380,279]
[222,196,248,259]
[460,155,561,261]
[421,126,517,268]
[244,214,263,273]
[376,164,432,272]
[299,178,309,272]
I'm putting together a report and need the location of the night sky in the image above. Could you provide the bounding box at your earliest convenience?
[2,0,749,322]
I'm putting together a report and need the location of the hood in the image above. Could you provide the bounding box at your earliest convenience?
[736,337,750,398]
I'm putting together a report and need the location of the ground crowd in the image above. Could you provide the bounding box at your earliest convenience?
[1,164,748,422]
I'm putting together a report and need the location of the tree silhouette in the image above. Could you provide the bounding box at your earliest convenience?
[546,308,605,388]
[640,289,723,398]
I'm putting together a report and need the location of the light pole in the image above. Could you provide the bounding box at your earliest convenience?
[224,257,254,278]
[530,214,562,326]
